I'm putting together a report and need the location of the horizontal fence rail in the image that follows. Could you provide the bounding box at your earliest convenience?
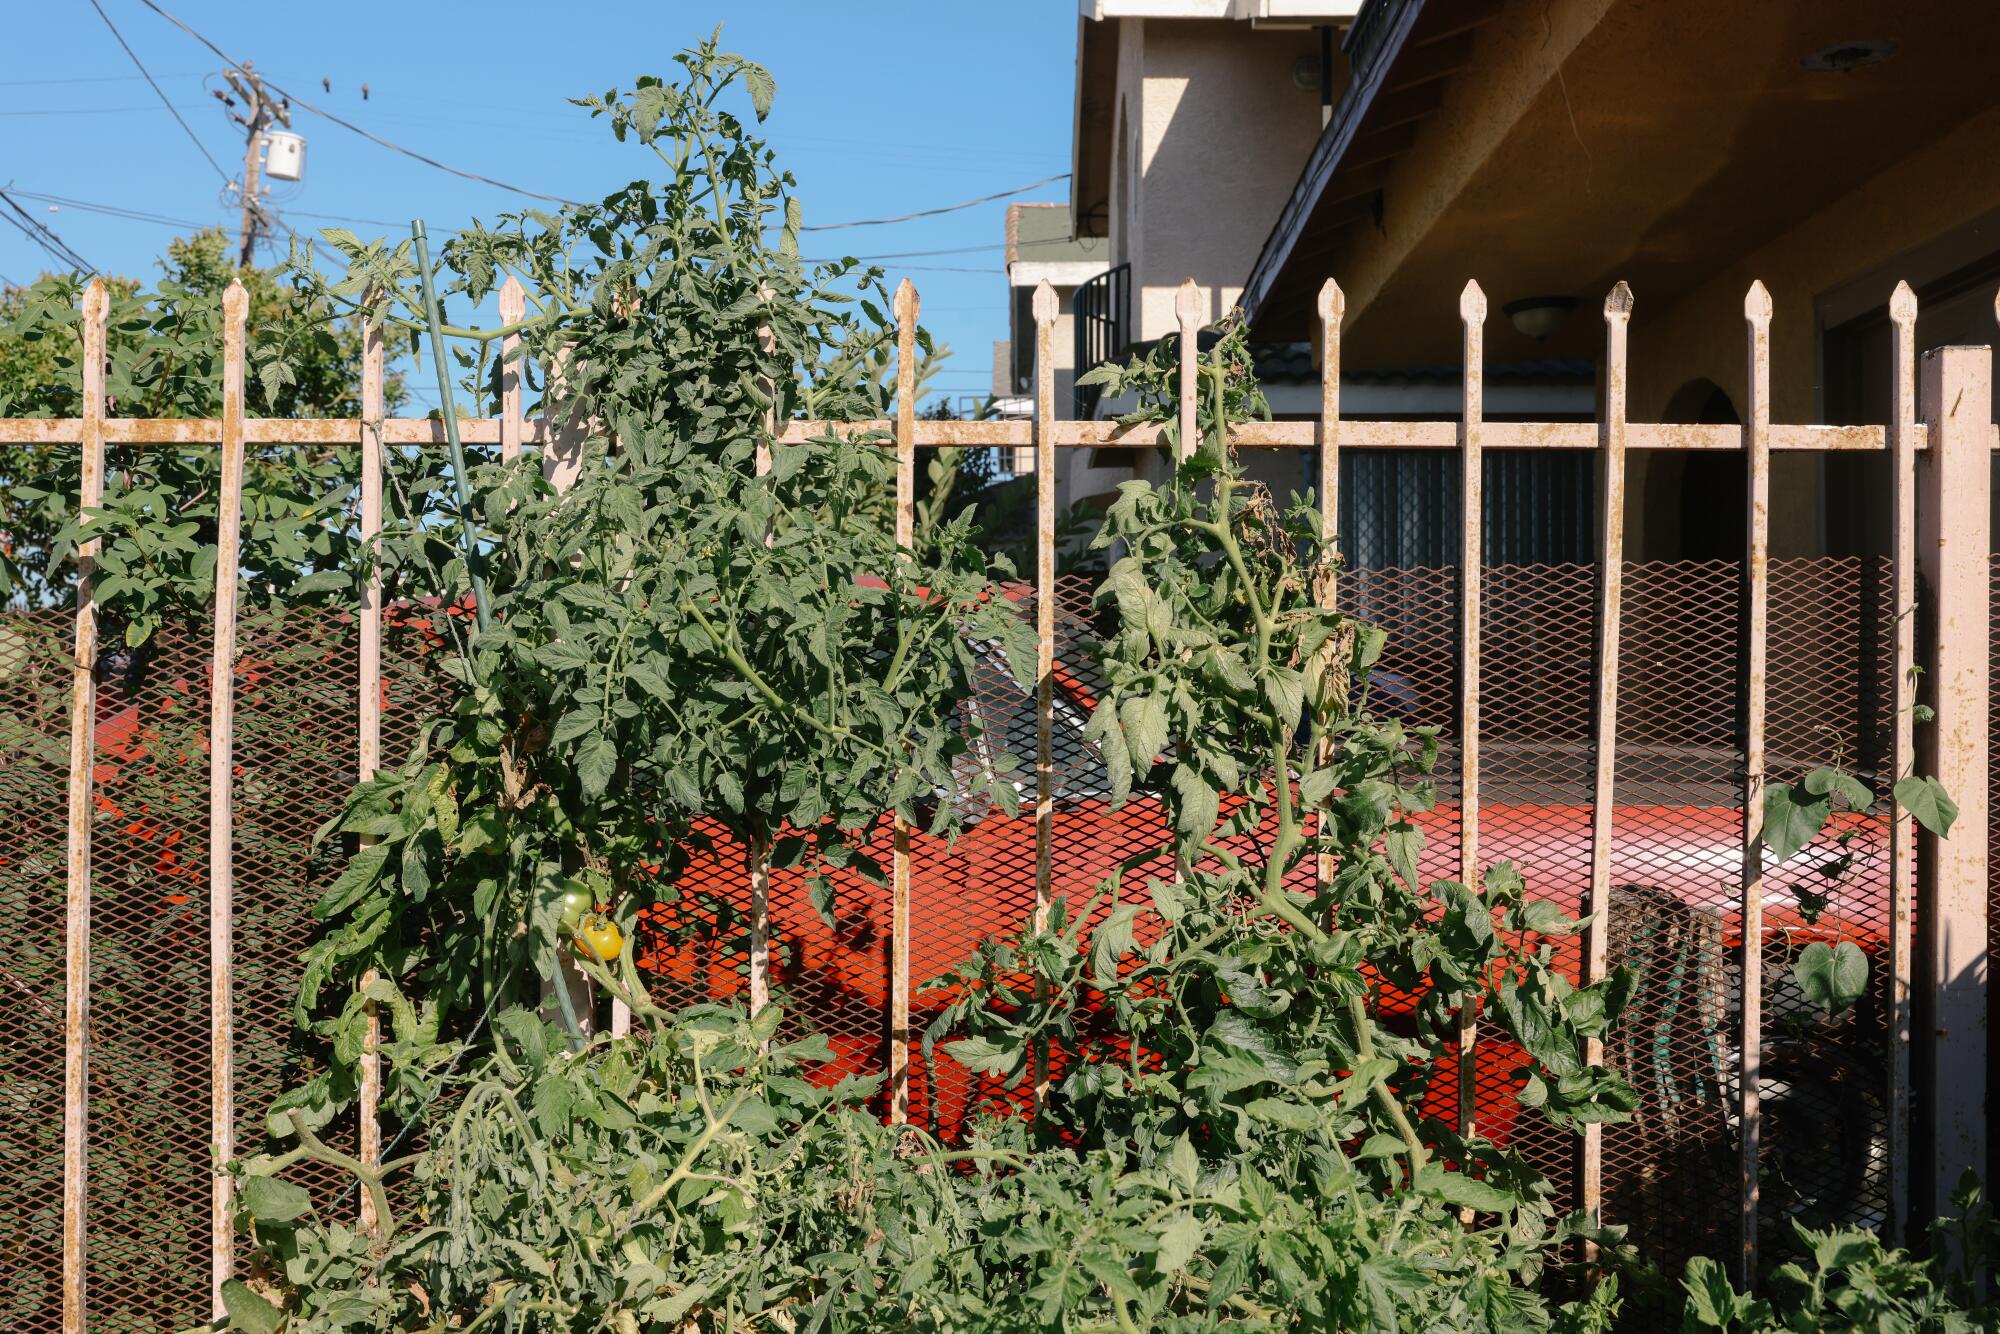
[0,269,1993,1332]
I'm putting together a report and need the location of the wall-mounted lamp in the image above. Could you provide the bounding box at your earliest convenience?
[1503,295,1578,341]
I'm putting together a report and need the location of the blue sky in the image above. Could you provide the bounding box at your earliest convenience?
[1,1,1078,409]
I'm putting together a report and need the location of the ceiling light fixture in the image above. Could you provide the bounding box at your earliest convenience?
[1503,296,1578,342]
[1801,40,1897,73]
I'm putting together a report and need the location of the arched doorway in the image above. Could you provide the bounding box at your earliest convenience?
[1660,378,1743,562]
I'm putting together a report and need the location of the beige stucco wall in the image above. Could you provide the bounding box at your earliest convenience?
[1113,19,1326,340]
[1629,106,2000,425]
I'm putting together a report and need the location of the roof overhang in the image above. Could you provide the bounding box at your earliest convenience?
[1241,0,2000,361]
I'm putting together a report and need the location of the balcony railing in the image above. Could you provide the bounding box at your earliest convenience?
[1072,262,1130,420]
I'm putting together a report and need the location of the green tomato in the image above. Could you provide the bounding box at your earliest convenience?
[557,883,594,933]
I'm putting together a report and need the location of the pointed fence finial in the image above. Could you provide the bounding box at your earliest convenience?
[1604,280,1634,321]
[893,277,919,325]
[1317,277,1344,323]
[1744,280,1772,322]
[1888,279,1916,327]
[1032,278,1057,326]
[1459,279,1487,322]
[1175,278,1202,326]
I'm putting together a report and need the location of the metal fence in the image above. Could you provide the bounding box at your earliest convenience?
[1,271,1994,1331]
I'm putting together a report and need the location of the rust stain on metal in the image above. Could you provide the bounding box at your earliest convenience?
[889,279,918,1125]
[209,282,249,1315]
[497,278,525,463]
[1582,281,1632,1234]
[62,278,108,1334]
[1455,280,1485,1150]
[1176,280,1202,460]
[1739,279,1773,1286]
[357,311,385,1234]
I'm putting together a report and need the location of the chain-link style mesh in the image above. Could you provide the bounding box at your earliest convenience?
[0,612,74,1334]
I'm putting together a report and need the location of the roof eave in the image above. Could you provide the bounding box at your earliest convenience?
[1238,0,1429,323]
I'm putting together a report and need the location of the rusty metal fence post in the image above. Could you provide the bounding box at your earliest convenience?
[1581,282,1632,1232]
[61,278,108,1334]
[1456,281,1485,1150]
[889,279,918,1125]
[1914,340,1992,1226]
[1886,282,1918,1244]
[208,281,250,1314]
[1738,281,1773,1285]
[356,309,386,1234]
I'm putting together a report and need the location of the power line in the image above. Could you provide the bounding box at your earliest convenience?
[83,0,231,183]
[0,189,95,272]
[800,173,1068,231]
[8,188,207,230]
[132,0,581,205]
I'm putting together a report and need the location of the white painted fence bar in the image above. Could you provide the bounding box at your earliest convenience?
[1886,282,1917,1244]
[1581,282,1632,1231]
[1915,339,1993,1227]
[1738,281,1773,1285]
[355,312,386,1235]
[208,281,250,1314]
[1033,281,1058,930]
[1456,281,1485,1148]
[0,416,1927,453]
[747,299,778,1025]
[61,277,108,1334]
[889,279,918,1126]
[1314,279,1343,895]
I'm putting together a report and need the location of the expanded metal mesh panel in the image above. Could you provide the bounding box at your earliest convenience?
[1601,560,1743,1282]
[1475,564,1597,1212]
[1760,557,1892,1238]
[0,612,75,1333]
[230,609,362,1220]
[1338,567,1465,1133]
[0,601,434,1329]
[87,619,213,1330]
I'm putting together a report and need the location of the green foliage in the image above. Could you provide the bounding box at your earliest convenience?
[1760,756,1954,1020]
[287,35,1025,1101]
[0,229,405,629]
[1679,1175,2000,1330]
[209,43,1653,1332]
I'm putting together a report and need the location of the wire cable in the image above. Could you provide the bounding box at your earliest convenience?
[83,0,232,183]
[0,189,96,272]
[132,0,581,205]
[10,188,207,231]
[799,173,1068,231]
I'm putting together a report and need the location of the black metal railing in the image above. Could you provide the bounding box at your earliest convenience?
[1072,262,1130,420]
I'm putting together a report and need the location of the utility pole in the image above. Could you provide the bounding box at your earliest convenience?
[213,63,290,265]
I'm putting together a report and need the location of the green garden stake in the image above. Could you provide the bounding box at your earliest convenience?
[411,219,492,636]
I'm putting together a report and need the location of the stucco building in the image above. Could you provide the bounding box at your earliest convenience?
[999,0,2000,563]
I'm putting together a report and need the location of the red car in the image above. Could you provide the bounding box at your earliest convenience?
[636,624,1892,1231]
